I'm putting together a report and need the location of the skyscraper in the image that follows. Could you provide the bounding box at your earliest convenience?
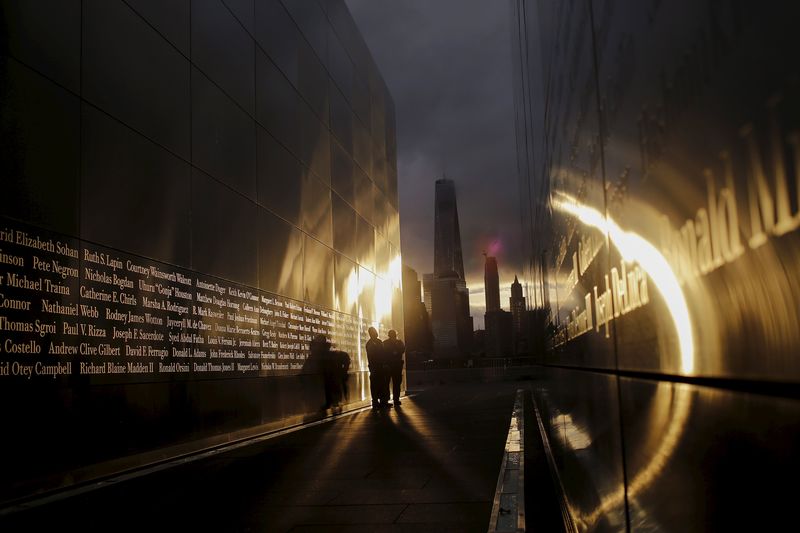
[430,178,472,357]
[402,264,433,361]
[434,178,465,279]
[510,275,525,337]
[422,273,434,316]
[510,276,526,353]
[484,255,500,312]
[484,255,511,357]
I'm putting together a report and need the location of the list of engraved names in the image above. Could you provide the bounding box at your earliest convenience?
[0,222,364,382]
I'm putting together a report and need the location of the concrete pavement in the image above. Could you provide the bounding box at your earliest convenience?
[2,382,523,532]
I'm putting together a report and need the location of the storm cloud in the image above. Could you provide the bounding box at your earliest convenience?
[345,0,522,325]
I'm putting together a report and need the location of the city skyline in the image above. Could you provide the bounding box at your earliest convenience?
[345,0,523,322]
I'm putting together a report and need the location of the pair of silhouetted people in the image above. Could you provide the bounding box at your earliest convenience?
[365,327,405,409]
[305,334,350,410]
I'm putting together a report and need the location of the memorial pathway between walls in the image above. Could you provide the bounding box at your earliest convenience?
[2,382,521,532]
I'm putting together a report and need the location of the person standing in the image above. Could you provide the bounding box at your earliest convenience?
[365,327,388,408]
[383,330,405,406]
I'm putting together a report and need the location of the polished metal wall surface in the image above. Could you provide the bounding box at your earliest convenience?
[0,0,401,502]
[512,0,800,529]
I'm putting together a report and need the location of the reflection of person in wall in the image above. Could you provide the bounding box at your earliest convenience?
[305,334,338,410]
[333,347,351,404]
[383,330,405,407]
[365,327,388,409]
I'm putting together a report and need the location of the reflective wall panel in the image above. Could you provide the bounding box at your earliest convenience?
[0,0,400,503]
[530,367,627,532]
[81,105,192,266]
[513,0,800,529]
[83,0,190,159]
[0,59,80,235]
[619,377,800,532]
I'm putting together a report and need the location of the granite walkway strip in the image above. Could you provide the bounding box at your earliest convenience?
[2,381,522,532]
[488,389,526,533]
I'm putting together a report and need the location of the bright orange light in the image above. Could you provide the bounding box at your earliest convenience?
[388,254,402,288]
[552,192,695,528]
[345,268,359,310]
[553,192,695,373]
[374,277,392,324]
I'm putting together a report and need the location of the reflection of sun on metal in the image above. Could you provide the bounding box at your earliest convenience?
[375,278,392,324]
[389,254,402,288]
[346,269,359,311]
[573,384,692,530]
[553,192,695,374]
[552,192,694,529]
[554,414,592,450]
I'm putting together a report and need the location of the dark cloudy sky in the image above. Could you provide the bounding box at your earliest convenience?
[345,0,522,327]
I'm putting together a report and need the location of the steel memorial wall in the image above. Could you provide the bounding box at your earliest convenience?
[0,0,401,503]
[0,219,363,383]
[513,0,800,530]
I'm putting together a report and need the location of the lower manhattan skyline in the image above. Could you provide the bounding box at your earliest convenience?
[346,0,523,326]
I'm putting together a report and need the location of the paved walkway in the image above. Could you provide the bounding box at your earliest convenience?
[2,382,521,532]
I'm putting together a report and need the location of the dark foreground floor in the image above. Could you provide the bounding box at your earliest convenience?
[2,382,521,532]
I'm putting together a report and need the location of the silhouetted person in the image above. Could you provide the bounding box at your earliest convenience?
[383,330,405,406]
[365,327,388,408]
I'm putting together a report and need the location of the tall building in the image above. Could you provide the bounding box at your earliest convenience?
[402,264,433,361]
[484,255,500,312]
[484,309,513,357]
[510,275,525,350]
[430,274,472,357]
[484,255,511,356]
[433,178,465,279]
[0,0,399,502]
[430,178,472,357]
[422,273,434,316]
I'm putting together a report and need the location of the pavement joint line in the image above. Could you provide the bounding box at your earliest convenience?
[0,392,417,516]
[488,389,526,533]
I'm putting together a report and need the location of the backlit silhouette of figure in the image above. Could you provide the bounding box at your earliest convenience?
[365,327,388,408]
[383,330,405,406]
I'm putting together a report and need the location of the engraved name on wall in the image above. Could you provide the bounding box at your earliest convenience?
[0,220,363,383]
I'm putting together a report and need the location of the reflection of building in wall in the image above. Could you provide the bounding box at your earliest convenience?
[510,276,525,352]
[431,178,473,357]
[0,0,400,503]
[402,264,433,361]
[484,255,500,312]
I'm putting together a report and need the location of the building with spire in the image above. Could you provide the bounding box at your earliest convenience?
[508,275,528,353]
[430,178,473,357]
[433,178,465,279]
[510,275,525,339]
